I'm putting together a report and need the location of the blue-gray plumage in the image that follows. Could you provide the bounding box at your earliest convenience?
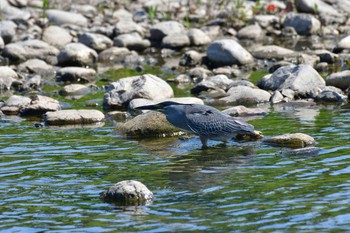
[136,101,262,148]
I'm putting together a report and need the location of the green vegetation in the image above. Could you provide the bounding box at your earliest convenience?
[42,0,49,19]
[148,5,158,24]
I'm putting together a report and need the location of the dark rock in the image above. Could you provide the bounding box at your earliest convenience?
[326,70,350,90]
[283,13,321,35]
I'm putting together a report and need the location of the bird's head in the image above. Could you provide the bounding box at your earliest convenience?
[135,101,185,112]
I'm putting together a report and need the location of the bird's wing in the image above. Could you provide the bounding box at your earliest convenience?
[185,109,226,136]
[224,117,255,135]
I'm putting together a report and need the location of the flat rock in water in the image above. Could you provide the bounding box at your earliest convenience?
[264,133,316,148]
[56,67,96,83]
[104,74,174,109]
[57,43,98,67]
[100,180,153,205]
[326,70,350,90]
[223,105,268,116]
[2,39,59,64]
[46,9,88,27]
[42,26,73,49]
[206,39,254,67]
[20,95,60,116]
[44,109,105,125]
[118,111,183,138]
[60,84,90,96]
[252,45,296,60]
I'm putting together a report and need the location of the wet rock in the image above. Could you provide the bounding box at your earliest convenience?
[17,59,54,74]
[1,95,31,115]
[104,74,174,109]
[237,24,264,41]
[162,34,190,49]
[206,39,254,67]
[118,111,183,138]
[100,180,153,205]
[98,47,136,63]
[179,50,203,67]
[258,64,325,98]
[0,66,18,89]
[3,39,59,64]
[43,109,105,125]
[46,9,88,27]
[113,32,151,51]
[0,20,17,44]
[312,49,338,63]
[59,84,90,96]
[252,45,296,60]
[264,133,316,148]
[78,32,113,52]
[283,13,321,36]
[325,70,350,90]
[57,43,98,67]
[223,105,268,116]
[56,67,96,83]
[150,21,186,41]
[20,95,60,116]
[42,26,72,49]
[114,20,144,36]
[211,86,271,105]
[315,88,347,103]
[188,28,211,46]
[270,90,285,104]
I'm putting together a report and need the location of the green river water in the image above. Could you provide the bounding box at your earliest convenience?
[1,100,350,232]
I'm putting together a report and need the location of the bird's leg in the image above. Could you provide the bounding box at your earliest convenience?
[200,136,208,149]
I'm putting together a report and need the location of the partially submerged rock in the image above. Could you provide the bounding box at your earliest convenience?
[0,95,31,115]
[223,105,268,117]
[43,109,105,125]
[100,180,153,205]
[264,133,316,148]
[20,95,60,116]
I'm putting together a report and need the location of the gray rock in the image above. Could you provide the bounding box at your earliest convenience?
[43,109,105,125]
[206,39,254,66]
[0,37,4,50]
[42,26,72,49]
[254,14,280,28]
[78,32,113,52]
[252,45,296,60]
[227,80,256,89]
[105,111,128,122]
[191,74,233,94]
[17,59,54,74]
[56,67,96,83]
[188,28,211,46]
[295,0,339,16]
[2,40,59,64]
[118,111,183,138]
[315,89,347,103]
[0,66,18,90]
[162,34,190,49]
[46,9,88,27]
[1,95,31,115]
[98,47,136,63]
[223,105,268,116]
[335,35,350,51]
[188,67,213,83]
[237,24,264,41]
[179,50,203,67]
[212,85,271,105]
[258,64,325,98]
[326,70,350,90]
[60,84,90,96]
[0,20,17,44]
[57,43,98,67]
[150,21,186,41]
[297,53,320,67]
[283,13,321,35]
[1,4,30,21]
[20,95,60,116]
[113,32,151,51]
[114,20,144,36]
[100,180,153,205]
[270,90,285,104]
[263,133,316,148]
[104,74,174,109]
[312,49,338,63]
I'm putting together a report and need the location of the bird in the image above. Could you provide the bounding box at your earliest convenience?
[135,101,262,148]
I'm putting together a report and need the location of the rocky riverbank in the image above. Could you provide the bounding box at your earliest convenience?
[0,0,350,146]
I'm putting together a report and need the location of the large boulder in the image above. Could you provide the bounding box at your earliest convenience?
[100,180,153,205]
[57,43,98,67]
[2,40,59,64]
[206,39,254,67]
[43,109,105,125]
[283,13,321,36]
[258,64,325,98]
[103,74,174,109]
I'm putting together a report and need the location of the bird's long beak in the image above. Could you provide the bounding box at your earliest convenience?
[135,104,160,110]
